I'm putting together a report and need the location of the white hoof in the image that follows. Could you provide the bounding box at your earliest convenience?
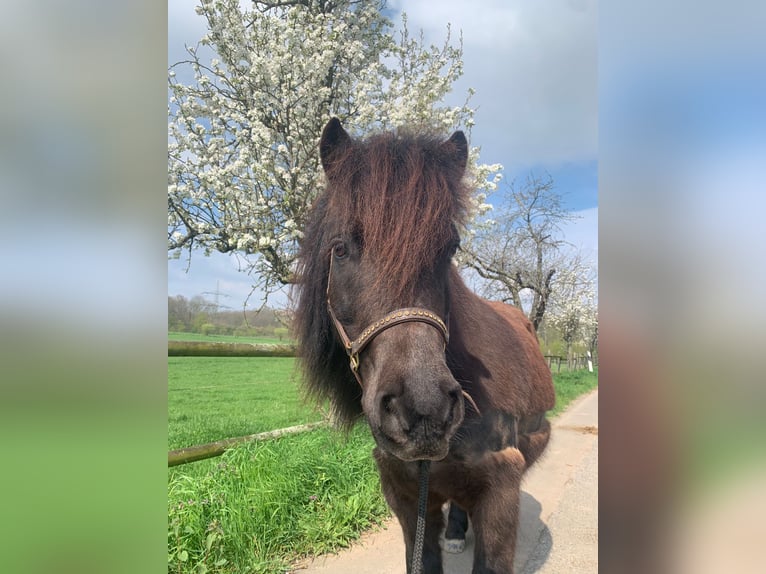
[443,538,465,554]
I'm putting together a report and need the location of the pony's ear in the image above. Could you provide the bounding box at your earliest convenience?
[440,130,468,174]
[320,117,352,175]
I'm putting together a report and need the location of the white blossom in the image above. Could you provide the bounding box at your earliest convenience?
[168,0,501,292]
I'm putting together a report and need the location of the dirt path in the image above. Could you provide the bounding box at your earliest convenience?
[294,390,598,573]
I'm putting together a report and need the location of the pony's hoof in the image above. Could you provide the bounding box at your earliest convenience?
[443,538,465,554]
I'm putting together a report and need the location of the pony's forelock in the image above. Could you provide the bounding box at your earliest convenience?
[333,129,469,299]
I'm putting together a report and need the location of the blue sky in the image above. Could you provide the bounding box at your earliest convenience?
[167,0,598,308]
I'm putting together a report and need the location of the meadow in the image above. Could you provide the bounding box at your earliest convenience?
[168,357,322,450]
[168,355,597,573]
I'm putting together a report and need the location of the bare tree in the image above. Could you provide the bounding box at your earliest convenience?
[460,173,594,332]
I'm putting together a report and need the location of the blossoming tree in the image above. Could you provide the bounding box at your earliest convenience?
[168,0,499,297]
[549,286,597,363]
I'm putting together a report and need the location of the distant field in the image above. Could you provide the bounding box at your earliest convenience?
[168,356,323,450]
[169,331,294,345]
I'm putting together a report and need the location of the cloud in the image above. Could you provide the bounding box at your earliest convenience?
[389,0,597,167]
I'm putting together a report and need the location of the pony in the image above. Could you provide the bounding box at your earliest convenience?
[294,118,555,573]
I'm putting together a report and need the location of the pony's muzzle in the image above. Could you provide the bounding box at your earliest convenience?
[374,376,464,461]
[359,322,464,460]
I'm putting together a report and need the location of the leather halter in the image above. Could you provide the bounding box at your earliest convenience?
[326,254,449,387]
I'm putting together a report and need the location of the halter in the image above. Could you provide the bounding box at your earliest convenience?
[326,253,449,387]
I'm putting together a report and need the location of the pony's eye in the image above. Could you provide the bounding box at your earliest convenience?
[333,242,348,259]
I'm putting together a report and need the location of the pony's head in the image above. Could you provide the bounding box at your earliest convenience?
[295,118,471,461]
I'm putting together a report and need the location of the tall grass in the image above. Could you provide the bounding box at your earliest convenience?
[168,425,387,574]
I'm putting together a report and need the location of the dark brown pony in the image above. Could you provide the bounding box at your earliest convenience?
[294,118,555,574]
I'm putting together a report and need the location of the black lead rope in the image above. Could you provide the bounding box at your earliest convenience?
[411,459,431,574]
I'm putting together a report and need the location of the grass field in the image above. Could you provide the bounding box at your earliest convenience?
[168,359,597,573]
[169,332,294,345]
[168,357,323,450]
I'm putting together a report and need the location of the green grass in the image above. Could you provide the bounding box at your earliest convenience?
[169,332,293,345]
[550,367,599,417]
[168,424,387,574]
[167,361,597,573]
[168,357,323,450]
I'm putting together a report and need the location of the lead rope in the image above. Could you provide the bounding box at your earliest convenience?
[411,459,431,574]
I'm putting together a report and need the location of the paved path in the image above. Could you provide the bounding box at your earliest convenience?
[294,390,598,573]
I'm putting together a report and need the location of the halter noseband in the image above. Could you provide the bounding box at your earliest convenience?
[326,254,449,387]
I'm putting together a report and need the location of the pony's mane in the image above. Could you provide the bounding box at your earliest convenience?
[293,127,471,427]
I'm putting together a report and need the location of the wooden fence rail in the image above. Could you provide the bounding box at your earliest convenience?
[168,421,328,467]
[168,341,297,357]
[544,354,597,373]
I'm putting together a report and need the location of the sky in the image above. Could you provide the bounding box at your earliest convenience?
[167,0,598,309]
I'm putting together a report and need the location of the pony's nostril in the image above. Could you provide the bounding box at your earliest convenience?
[381,394,395,414]
[380,393,411,433]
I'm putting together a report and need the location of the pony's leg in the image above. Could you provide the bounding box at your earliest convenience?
[374,451,445,574]
[470,447,526,574]
[443,502,468,553]
[518,417,551,469]
[393,496,446,574]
